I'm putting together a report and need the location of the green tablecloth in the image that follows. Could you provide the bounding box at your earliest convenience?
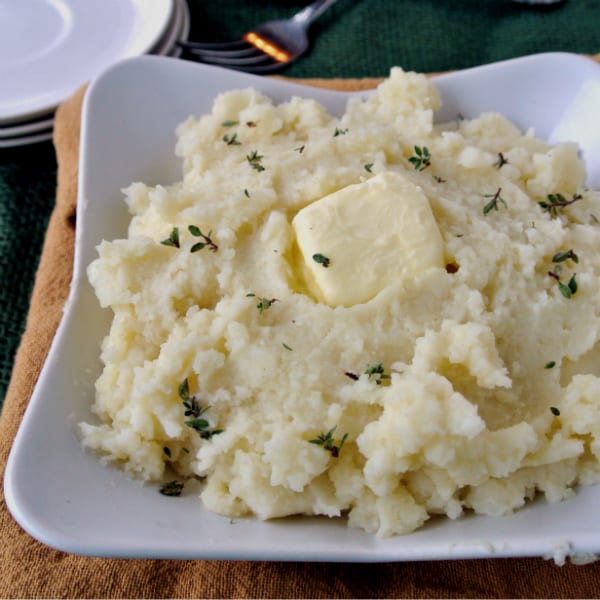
[0,0,598,407]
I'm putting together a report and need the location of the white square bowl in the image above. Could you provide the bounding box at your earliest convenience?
[5,53,600,561]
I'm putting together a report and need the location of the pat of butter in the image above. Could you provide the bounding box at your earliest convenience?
[292,171,445,306]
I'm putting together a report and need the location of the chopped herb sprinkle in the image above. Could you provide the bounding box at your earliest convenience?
[247,150,265,171]
[309,426,348,457]
[179,378,222,440]
[223,132,241,145]
[312,253,330,268]
[188,225,218,253]
[246,293,278,314]
[493,152,509,168]
[482,188,507,214]
[364,361,391,385]
[548,271,578,298]
[159,480,184,497]
[538,193,583,218]
[544,361,556,369]
[552,249,579,264]
[160,227,180,248]
[550,406,561,416]
[408,145,431,171]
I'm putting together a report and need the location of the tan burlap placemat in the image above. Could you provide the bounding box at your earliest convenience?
[2,66,600,598]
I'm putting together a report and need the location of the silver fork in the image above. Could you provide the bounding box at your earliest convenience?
[178,0,340,73]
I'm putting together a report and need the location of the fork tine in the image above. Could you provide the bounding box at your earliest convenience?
[181,49,274,67]
[181,45,262,59]
[178,39,251,51]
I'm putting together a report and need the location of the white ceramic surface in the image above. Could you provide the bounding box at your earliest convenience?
[5,53,600,561]
[0,115,55,139]
[0,129,53,148]
[0,0,173,124]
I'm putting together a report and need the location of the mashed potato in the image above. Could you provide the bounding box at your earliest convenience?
[81,68,600,537]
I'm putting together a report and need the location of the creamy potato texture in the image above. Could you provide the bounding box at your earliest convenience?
[81,68,600,536]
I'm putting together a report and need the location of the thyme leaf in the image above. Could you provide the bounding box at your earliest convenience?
[364,163,374,173]
[364,361,391,385]
[408,145,431,171]
[223,132,241,145]
[178,378,222,439]
[221,120,238,127]
[538,193,583,218]
[246,150,265,171]
[246,293,278,314]
[312,253,330,268]
[550,406,561,416]
[160,227,180,248]
[482,188,507,214]
[188,225,218,252]
[552,249,579,264]
[333,127,348,137]
[544,361,556,370]
[309,426,348,458]
[159,480,184,497]
[493,152,508,168]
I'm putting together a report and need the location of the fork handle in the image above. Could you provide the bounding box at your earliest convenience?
[292,0,340,28]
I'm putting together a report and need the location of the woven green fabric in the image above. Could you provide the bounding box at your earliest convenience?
[0,0,598,406]
[0,145,56,405]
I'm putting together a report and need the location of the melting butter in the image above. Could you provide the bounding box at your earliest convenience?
[292,171,445,306]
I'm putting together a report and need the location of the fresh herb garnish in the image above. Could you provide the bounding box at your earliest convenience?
[333,127,348,137]
[282,343,293,351]
[364,361,391,385]
[294,145,305,154]
[344,371,359,381]
[179,378,222,440]
[221,120,238,127]
[161,227,180,248]
[432,175,446,183]
[364,163,374,173]
[552,249,579,264]
[246,150,265,171]
[159,480,184,497]
[493,152,508,168]
[544,361,556,369]
[163,447,172,458]
[244,188,250,198]
[223,132,241,145]
[312,253,330,268]
[550,406,561,416]
[246,293,278,314]
[309,426,348,458]
[538,193,583,218]
[482,188,507,214]
[408,145,431,171]
[188,225,218,253]
[548,270,578,298]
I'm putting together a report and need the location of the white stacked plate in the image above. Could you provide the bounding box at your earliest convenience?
[0,0,190,148]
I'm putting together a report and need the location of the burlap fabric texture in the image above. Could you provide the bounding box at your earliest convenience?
[2,70,600,598]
